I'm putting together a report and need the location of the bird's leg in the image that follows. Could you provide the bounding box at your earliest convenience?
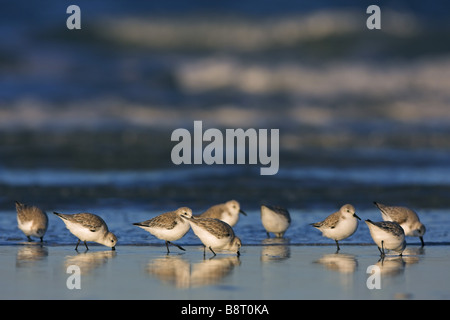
[380,240,385,257]
[165,241,171,254]
[75,239,80,251]
[168,241,186,251]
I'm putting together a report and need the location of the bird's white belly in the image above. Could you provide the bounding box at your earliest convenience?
[64,221,100,241]
[18,220,34,235]
[261,212,288,233]
[321,219,358,241]
[190,224,228,249]
[221,214,238,227]
[399,223,413,236]
[370,229,403,250]
[147,222,190,241]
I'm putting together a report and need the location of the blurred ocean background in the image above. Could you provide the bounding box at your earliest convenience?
[1,0,450,245]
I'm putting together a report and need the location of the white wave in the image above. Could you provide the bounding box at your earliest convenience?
[175,57,450,98]
[97,10,419,50]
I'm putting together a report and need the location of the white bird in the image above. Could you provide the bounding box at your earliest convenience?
[260,204,291,238]
[133,207,192,253]
[16,201,48,242]
[182,216,241,257]
[365,219,406,256]
[54,212,117,250]
[311,204,360,252]
[374,202,426,246]
[197,200,246,227]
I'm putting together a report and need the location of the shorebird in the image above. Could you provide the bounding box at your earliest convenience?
[374,202,426,246]
[365,219,406,256]
[133,207,192,253]
[15,201,48,242]
[260,204,291,238]
[54,212,117,250]
[197,200,246,227]
[311,204,360,252]
[182,216,241,257]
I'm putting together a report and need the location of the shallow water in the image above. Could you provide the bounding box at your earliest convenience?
[2,244,450,300]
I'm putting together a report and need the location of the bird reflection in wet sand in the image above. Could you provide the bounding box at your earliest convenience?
[401,247,423,266]
[314,253,358,274]
[16,244,48,268]
[146,255,240,288]
[190,256,241,287]
[64,250,117,275]
[374,256,406,277]
[146,255,191,288]
[260,238,290,262]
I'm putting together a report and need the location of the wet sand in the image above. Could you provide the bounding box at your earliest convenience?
[1,243,450,301]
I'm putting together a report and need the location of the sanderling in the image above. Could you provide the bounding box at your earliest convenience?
[133,207,192,253]
[182,216,241,257]
[365,219,406,256]
[260,204,291,238]
[374,202,426,246]
[53,212,117,251]
[311,204,360,252]
[15,201,48,242]
[198,200,246,227]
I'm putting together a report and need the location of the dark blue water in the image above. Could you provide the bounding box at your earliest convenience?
[1,1,450,246]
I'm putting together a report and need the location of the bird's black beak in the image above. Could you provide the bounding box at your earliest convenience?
[239,209,247,216]
[112,246,116,251]
[354,213,361,220]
